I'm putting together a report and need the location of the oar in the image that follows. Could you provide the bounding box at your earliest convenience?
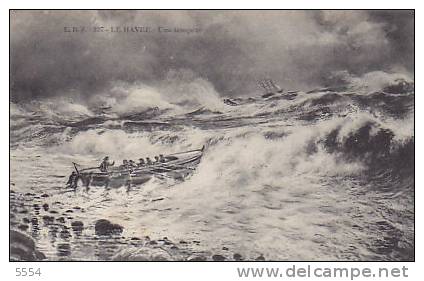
[167,145,205,156]
[72,162,80,175]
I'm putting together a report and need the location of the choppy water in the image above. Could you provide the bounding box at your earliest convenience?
[10,76,414,261]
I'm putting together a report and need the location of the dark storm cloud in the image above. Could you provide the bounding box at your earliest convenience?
[10,10,414,102]
[368,10,414,72]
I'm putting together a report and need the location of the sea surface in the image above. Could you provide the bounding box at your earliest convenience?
[10,77,414,261]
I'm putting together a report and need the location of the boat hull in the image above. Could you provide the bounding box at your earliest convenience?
[73,146,204,188]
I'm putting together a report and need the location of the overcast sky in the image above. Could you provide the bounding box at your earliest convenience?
[10,10,414,102]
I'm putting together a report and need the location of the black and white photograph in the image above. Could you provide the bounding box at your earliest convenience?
[9,10,414,262]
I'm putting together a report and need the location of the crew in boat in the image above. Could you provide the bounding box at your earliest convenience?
[159,154,166,163]
[138,158,145,167]
[128,160,137,168]
[100,156,115,172]
[146,157,152,165]
[121,159,129,169]
[154,156,160,163]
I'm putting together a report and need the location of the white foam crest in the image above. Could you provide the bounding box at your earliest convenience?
[88,71,226,116]
[177,122,365,197]
[10,102,28,118]
[89,82,177,115]
[329,70,413,93]
[334,110,414,144]
[23,97,93,121]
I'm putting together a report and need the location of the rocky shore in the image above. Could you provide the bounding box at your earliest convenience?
[10,188,266,261]
[10,229,46,261]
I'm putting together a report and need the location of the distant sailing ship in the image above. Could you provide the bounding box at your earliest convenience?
[223,78,284,106]
[257,78,283,97]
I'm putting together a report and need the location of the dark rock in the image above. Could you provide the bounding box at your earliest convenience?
[71,221,84,232]
[222,246,229,251]
[149,240,158,245]
[60,230,71,239]
[130,237,141,241]
[22,217,30,223]
[179,240,188,244]
[18,209,29,214]
[41,194,49,198]
[42,203,49,211]
[31,218,38,225]
[57,217,66,223]
[233,253,243,261]
[49,210,58,214]
[170,245,179,250]
[33,204,40,210]
[42,215,54,224]
[94,219,123,236]
[65,210,73,213]
[10,230,46,261]
[255,254,265,261]
[18,224,29,231]
[73,206,81,210]
[212,254,226,261]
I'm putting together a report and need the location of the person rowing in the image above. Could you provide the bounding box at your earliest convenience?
[66,171,78,189]
[120,159,128,169]
[128,160,137,168]
[138,158,145,167]
[146,157,152,165]
[100,156,115,172]
[159,154,166,163]
[154,156,160,163]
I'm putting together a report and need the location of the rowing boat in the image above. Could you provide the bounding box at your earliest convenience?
[69,146,205,188]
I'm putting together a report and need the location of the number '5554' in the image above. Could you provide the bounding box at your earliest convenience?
[15,268,41,277]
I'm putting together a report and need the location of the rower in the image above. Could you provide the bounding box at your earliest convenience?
[122,159,129,169]
[100,156,115,172]
[138,158,145,167]
[154,156,160,163]
[66,171,78,189]
[146,157,152,165]
[159,154,166,163]
[129,160,136,168]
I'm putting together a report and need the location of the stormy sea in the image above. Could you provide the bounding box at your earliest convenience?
[10,72,414,261]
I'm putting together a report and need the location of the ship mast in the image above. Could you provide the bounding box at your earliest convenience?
[258,78,283,95]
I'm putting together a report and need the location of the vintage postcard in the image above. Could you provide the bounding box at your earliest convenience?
[10,10,414,262]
